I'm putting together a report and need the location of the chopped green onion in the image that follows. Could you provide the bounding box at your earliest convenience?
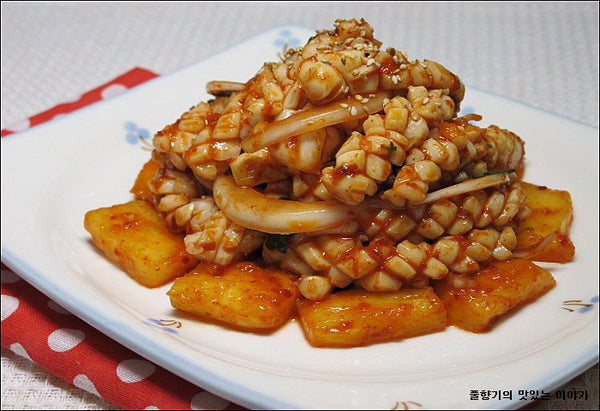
[265,234,292,253]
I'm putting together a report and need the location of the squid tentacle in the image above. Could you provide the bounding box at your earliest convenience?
[382,118,526,205]
[358,184,528,242]
[320,87,455,205]
[266,225,518,300]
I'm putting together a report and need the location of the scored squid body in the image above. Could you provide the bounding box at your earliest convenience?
[241,91,392,153]
[213,176,356,234]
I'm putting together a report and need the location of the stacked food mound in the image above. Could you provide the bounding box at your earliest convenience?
[85,18,575,347]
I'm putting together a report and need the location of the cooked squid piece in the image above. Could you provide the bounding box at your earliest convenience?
[266,225,518,301]
[205,80,246,96]
[382,117,526,206]
[150,97,242,182]
[283,18,465,109]
[151,101,220,172]
[150,177,264,265]
[152,62,300,182]
[148,167,202,201]
[213,175,356,235]
[358,184,529,241]
[268,126,344,175]
[229,148,290,187]
[183,210,265,266]
[291,173,335,201]
[157,194,218,233]
[240,91,391,153]
[320,88,455,205]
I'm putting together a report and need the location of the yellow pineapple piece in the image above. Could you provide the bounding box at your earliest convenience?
[130,159,162,202]
[167,262,299,331]
[296,287,447,348]
[515,182,575,263]
[433,259,556,333]
[84,200,198,287]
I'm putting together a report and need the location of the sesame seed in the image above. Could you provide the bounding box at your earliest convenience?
[391,75,399,85]
[350,106,358,116]
[340,103,349,108]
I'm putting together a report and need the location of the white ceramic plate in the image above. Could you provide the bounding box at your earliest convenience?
[2,26,598,410]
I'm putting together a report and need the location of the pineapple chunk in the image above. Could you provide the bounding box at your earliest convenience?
[167,262,299,331]
[84,200,198,287]
[130,159,161,202]
[515,182,575,263]
[296,287,447,348]
[433,259,556,333]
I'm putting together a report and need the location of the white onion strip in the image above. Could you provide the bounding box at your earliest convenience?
[513,231,557,260]
[414,174,512,204]
[241,91,392,152]
[213,176,356,234]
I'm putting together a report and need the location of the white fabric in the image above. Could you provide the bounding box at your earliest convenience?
[2,2,598,409]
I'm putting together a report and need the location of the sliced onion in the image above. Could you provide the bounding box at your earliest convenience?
[414,173,512,204]
[513,231,557,260]
[241,91,392,152]
[206,80,246,95]
[213,176,356,234]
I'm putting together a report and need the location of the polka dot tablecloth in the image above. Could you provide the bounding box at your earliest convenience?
[2,260,238,411]
[1,69,241,410]
[0,68,157,137]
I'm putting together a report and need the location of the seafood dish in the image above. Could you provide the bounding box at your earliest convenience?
[84,18,575,348]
